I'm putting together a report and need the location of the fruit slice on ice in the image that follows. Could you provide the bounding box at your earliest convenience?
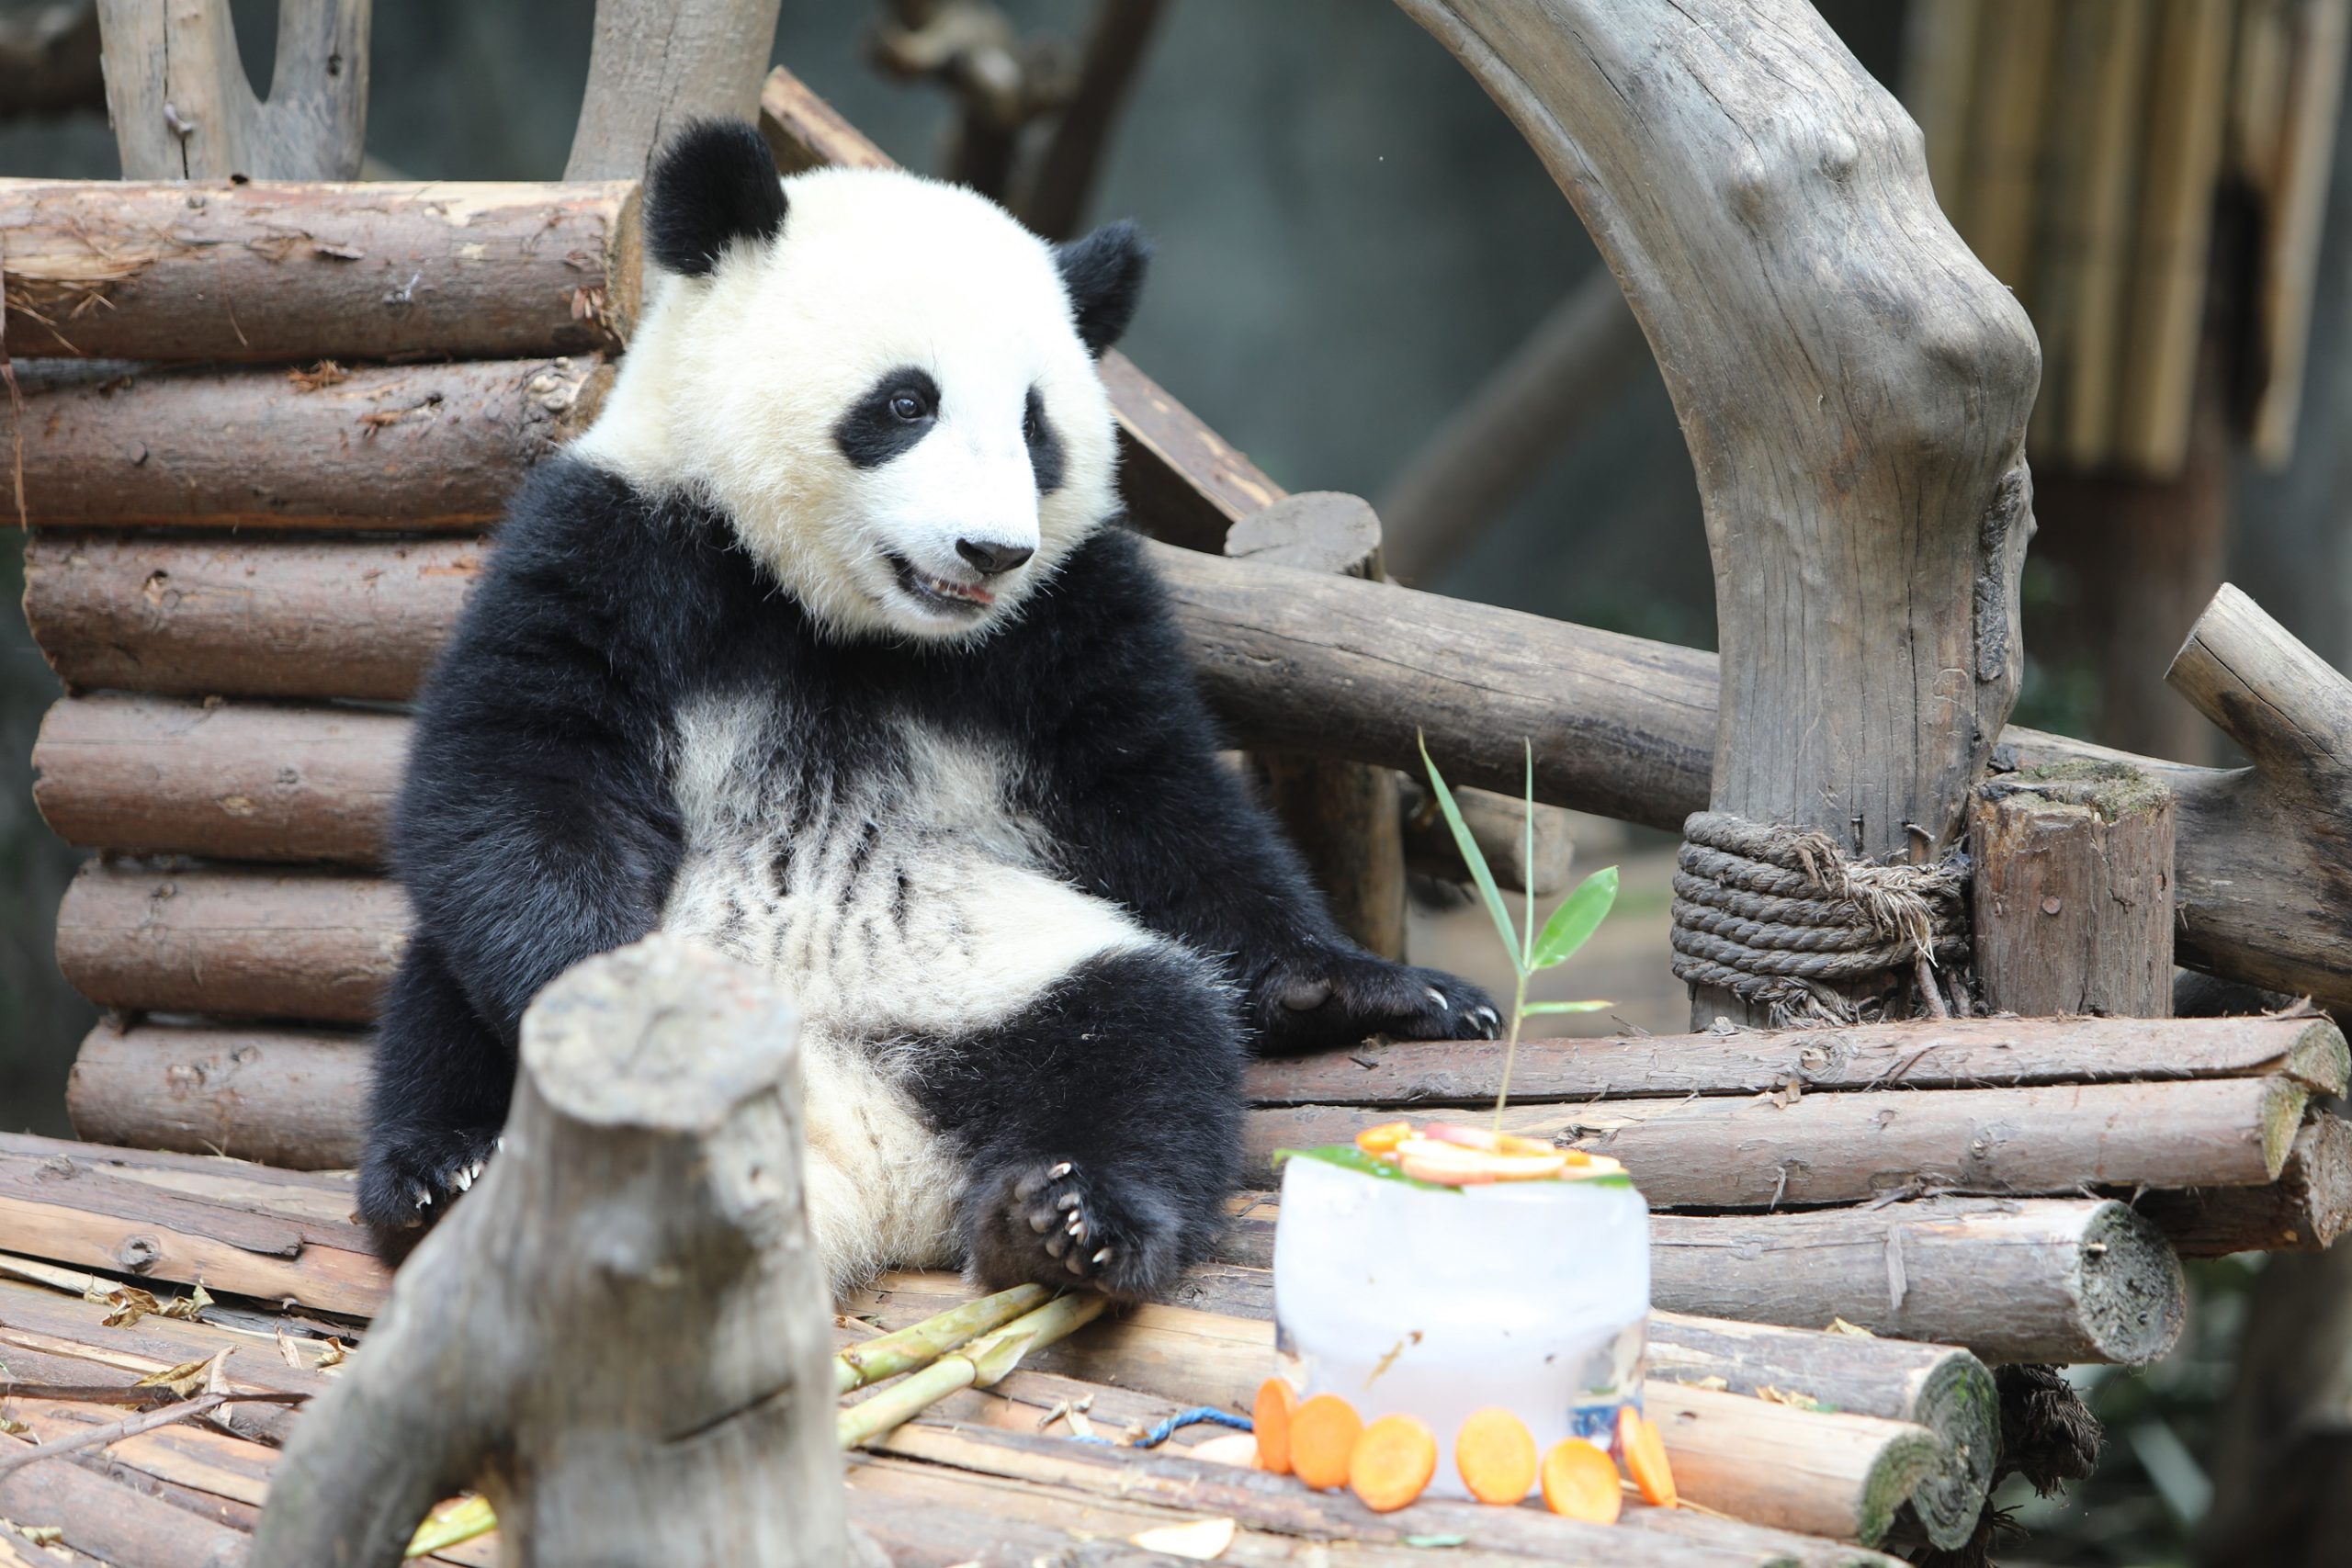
[1395,1135,1569,1185]
[1354,1121,1412,1155]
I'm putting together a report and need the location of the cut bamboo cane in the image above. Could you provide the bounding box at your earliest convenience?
[838,1294,1110,1450]
[0,178,637,363]
[6,357,608,531]
[1247,1077,2312,1203]
[835,1283,1050,1394]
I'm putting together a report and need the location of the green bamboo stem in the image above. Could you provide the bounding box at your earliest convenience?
[837,1292,1110,1450]
[404,1495,495,1559]
[834,1282,1051,1395]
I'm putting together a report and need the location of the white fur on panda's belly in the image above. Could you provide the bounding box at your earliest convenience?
[657,693,1163,1290]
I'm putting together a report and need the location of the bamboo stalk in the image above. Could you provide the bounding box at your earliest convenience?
[838,1294,1109,1450]
[834,1282,1050,1394]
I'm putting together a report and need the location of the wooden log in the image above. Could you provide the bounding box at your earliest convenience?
[56,863,405,1025]
[565,0,782,179]
[94,0,368,182]
[1229,493,1405,959]
[253,936,854,1568]
[1248,1077,2312,1204]
[1969,761,2176,1016]
[1397,1,2038,1023]
[0,179,636,362]
[0,1447,254,1568]
[2135,1112,2352,1256]
[65,1022,370,1170]
[32,695,404,865]
[1648,1198,2183,1366]
[1399,777,1574,898]
[1247,1015,2350,1106]
[24,534,483,703]
[6,357,608,531]
[756,63,1281,554]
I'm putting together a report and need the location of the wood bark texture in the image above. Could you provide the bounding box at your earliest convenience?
[0,178,636,361]
[55,863,406,1024]
[252,935,854,1568]
[1968,761,2177,1017]
[32,695,404,865]
[65,1021,368,1169]
[95,0,370,180]
[1229,491,1405,959]
[1246,1077,2312,1203]
[1394,0,2039,1025]
[7,357,607,531]
[564,0,782,179]
[2135,1111,2352,1256]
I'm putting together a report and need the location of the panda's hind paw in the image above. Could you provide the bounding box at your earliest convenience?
[972,1157,1181,1300]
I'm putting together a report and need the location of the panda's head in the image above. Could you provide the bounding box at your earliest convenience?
[577,119,1150,643]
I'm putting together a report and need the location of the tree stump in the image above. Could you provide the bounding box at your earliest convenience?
[1970,760,2176,1017]
[252,936,860,1568]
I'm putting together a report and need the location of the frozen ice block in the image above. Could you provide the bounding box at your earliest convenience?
[1272,1151,1649,1500]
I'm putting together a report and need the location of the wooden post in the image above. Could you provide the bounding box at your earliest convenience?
[1970,761,2176,1017]
[1395,0,2039,1027]
[94,0,370,180]
[251,936,861,1568]
[565,0,783,179]
[1227,492,1408,960]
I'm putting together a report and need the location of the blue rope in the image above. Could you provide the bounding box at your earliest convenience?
[1131,1405,1254,1449]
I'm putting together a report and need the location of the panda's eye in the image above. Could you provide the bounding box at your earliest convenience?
[889,391,927,421]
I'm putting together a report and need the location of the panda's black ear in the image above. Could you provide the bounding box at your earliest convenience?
[1054,220,1151,356]
[643,119,789,278]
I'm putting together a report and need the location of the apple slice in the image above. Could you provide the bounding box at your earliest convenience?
[1395,1135,1570,1185]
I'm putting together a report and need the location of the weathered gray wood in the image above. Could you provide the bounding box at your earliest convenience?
[0,178,636,362]
[253,935,854,1568]
[5,357,607,531]
[1246,1077,2312,1201]
[66,1022,368,1169]
[564,0,782,179]
[2135,1112,2352,1256]
[1645,1197,2184,1366]
[56,863,405,1024]
[95,0,371,180]
[1396,0,2038,1025]
[1246,1015,2349,1106]
[1970,760,2176,1016]
[1229,492,1405,959]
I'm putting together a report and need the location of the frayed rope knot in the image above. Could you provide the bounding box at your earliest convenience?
[1670,811,1969,1026]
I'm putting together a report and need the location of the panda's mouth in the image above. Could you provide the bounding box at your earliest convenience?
[886,552,994,617]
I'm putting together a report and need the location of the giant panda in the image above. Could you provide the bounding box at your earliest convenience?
[356,119,1500,1300]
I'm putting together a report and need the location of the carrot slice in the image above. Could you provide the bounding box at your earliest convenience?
[1288,1393,1363,1491]
[1349,1414,1440,1513]
[1618,1407,1678,1507]
[1454,1407,1539,1505]
[1540,1438,1623,1525]
[1253,1378,1297,1475]
[1354,1121,1413,1156]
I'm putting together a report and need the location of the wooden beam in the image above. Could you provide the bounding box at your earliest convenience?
[0,178,637,362]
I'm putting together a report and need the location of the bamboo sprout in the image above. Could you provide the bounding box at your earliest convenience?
[837,1294,1110,1450]
[835,1282,1051,1394]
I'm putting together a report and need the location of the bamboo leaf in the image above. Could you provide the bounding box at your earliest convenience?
[1523,999,1614,1014]
[1531,865,1619,970]
[1418,732,1519,968]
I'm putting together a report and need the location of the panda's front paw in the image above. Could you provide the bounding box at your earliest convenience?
[356,1123,504,1254]
[966,1157,1188,1301]
[1252,952,1500,1054]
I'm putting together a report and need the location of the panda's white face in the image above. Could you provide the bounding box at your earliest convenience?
[577,159,1137,643]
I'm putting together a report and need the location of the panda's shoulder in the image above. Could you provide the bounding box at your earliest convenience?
[1034,525,1178,649]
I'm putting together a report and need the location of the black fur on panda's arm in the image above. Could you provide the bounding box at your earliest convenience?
[1006,527,1501,1054]
[360,460,699,1235]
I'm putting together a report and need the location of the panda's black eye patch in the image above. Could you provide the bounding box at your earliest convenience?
[835,367,941,468]
[1024,386,1064,495]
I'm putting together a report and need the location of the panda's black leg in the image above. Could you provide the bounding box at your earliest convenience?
[922,946,1244,1301]
[356,933,515,1260]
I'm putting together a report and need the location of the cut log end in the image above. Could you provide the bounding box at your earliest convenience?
[2072,1200,2189,1366]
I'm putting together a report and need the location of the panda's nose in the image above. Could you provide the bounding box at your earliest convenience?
[956,538,1035,576]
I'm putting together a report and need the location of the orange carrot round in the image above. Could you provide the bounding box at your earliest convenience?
[1453,1407,1539,1505]
[1354,1120,1412,1155]
[1287,1393,1363,1491]
[1253,1378,1297,1475]
[1618,1407,1678,1507]
[1349,1414,1440,1513]
[1540,1437,1623,1525]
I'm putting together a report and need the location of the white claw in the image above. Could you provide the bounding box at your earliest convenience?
[1427,987,1449,1010]
[453,1168,472,1192]
[1048,1161,1073,1180]
[494,1136,507,1153]
[1055,1192,1082,1212]
[1476,1006,1499,1026]
[1067,1213,1085,1237]
[1092,1247,1113,1266]
[413,1186,432,1209]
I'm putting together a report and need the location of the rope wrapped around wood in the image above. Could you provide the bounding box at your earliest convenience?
[1671,811,1969,1024]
